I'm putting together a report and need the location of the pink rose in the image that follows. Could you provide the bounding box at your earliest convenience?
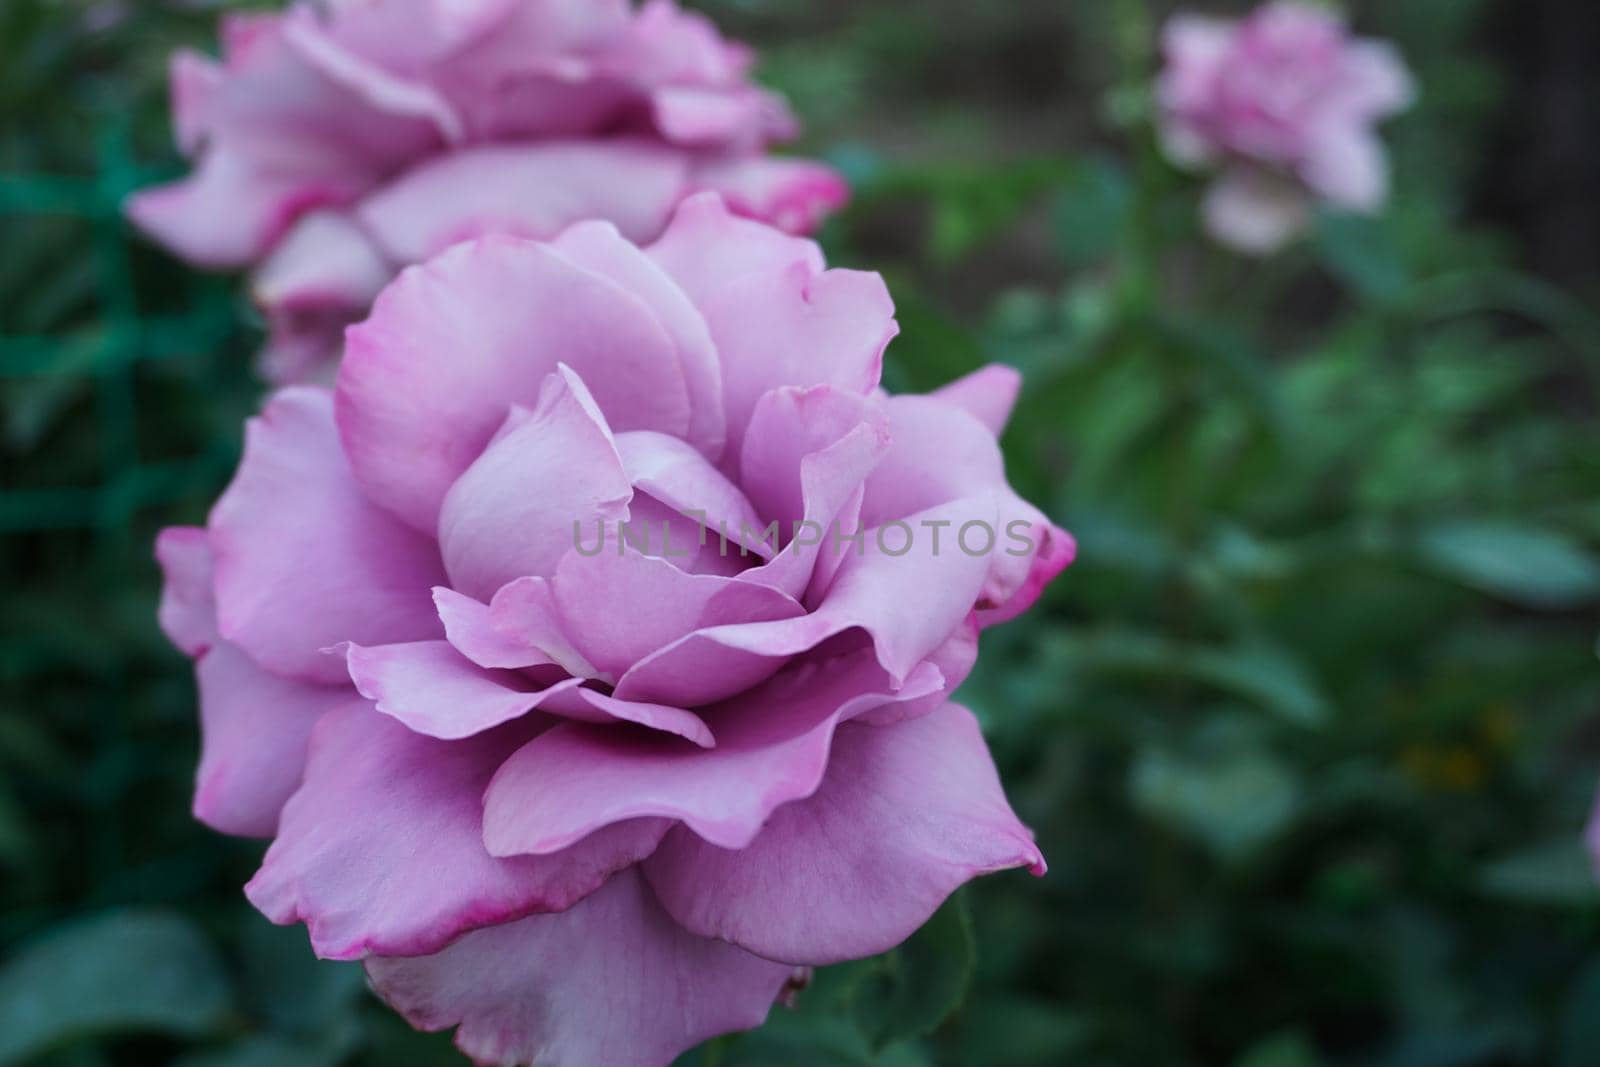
[1157,1,1413,253]
[126,0,848,382]
[156,195,1073,1066]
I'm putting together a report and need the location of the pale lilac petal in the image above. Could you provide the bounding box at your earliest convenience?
[614,430,767,557]
[489,577,602,680]
[736,389,890,601]
[365,867,790,1067]
[711,495,998,686]
[858,395,1007,525]
[609,417,891,711]
[483,652,946,855]
[317,0,527,71]
[256,306,353,386]
[691,154,850,235]
[855,617,979,726]
[738,385,880,533]
[208,11,445,170]
[1301,127,1388,212]
[1337,41,1416,119]
[549,220,726,459]
[281,7,465,142]
[540,687,715,750]
[1160,15,1232,111]
[346,638,714,745]
[338,236,690,531]
[357,141,692,265]
[859,394,1074,621]
[600,0,756,87]
[975,515,1075,628]
[193,642,350,838]
[246,704,668,960]
[125,148,346,268]
[646,702,1044,965]
[650,196,896,454]
[545,546,802,679]
[437,367,633,600]
[434,587,552,670]
[618,494,751,576]
[251,209,392,319]
[344,639,577,740]
[209,387,446,684]
[929,364,1022,437]
[651,85,779,146]
[1202,168,1312,254]
[648,192,823,307]
[171,50,223,154]
[155,526,217,657]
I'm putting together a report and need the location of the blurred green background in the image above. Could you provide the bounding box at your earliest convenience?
[3,1,1598,1065]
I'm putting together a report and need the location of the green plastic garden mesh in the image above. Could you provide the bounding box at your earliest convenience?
[0,120,244,540]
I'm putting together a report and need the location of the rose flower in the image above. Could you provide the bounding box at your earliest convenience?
[1157,1,1413,253]
[156,195,1073,1066]
[126,0,847,381]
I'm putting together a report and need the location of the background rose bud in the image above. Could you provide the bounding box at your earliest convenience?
[1157,1,1413,253]
[156,196,1072,1066]
[124,0,849,382]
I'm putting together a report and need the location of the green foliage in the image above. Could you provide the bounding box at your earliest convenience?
[3,1,1599,1066]
[0,911,233,1064]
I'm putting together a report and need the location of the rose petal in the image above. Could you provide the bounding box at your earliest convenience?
[648,191,823,307]
[545,546,803,678]
[434,587,553,670]
[338,235,691,531]
[859,394,1074,622]
[691,154,850,235]
[437,366,633,599]
[209,387,446,684]
[171,50,223,154]
[615,430,767,557]
[928,364,1022,437]
[649,196,895,454]
[1202,168,1312,254]
[549,220,726,459]
[192,642,350,838]
[125,148,347,268]
[251,209,392,319]
[155,526,217,658]
[246,703,669,960]
[645,702,1044,965]
[482,651,945,855]
[280,6,466,142]
[357,140,691,265]
[346,638,714,745]
[365,867,789,1067]
[344,640,579,740]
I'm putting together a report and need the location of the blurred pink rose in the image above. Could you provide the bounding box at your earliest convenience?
[126,0,848,382]
[1157,1,1413,253]
[156,195,1072,1066]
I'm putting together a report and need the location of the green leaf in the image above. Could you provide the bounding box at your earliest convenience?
[1132,744,1300,861]
[1558,959,1600,1067]
[953,998,1094,1067]
[1053,155,1131,267]
[854,893,976,1049]
[1233,1031,1320,1067]
[174,1035,346,1067]
[1314,212,1410,304]
[1479,839,1597,905]
[0,910,234,1064]
[1185,641,1331,728]
[1417,520,1600,607]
